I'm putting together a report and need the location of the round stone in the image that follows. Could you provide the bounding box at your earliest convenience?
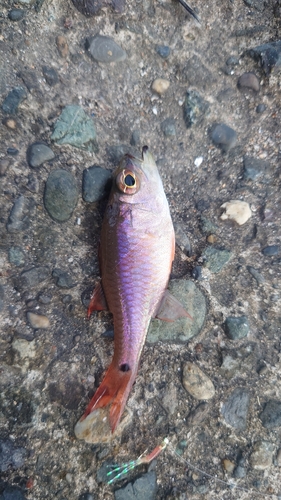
[26,142,55,168]
[238,72,260,92]
[151,78,170,95]
[182,362,215,400]
[211,124,237,152]
[85,35,126,63]
[224,316,249,340]
[44,169,78,222]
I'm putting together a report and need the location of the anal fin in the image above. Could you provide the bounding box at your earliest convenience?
[155,290,193,322]
[87,281,108,318]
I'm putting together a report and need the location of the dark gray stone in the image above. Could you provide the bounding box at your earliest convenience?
[243,0,265,11]
[78,494,94,500]
[26,142,55,168]
[51,105,98,152]
[234,457,247,478]
[191,266,202,280]
[20,266,49,288]
[256,103,267,113]
[247,265,265,285]
[224,316,249,340]
[114,472,157,500]
[7,147,19,156]
[183,90,209,129]
[161,117,176,137]
[260,400,281,429]
[237,72,260,92]
[247,40,281,75]
[0,485,27,500]
[1,87,27,114]
[52,268,75,288]
[82,166,112,202]
[221,388,250,429]
[182,55,216,90]
[226,56,239,66]
[211,124,237,153]
[17,69,40,94]
[8,246,25,266]
[8,9,25,21]
[42,66,59,86]
[44,169,78,222]
[86,35,127,63]
[202,247,232,273]
[262,245,279,256]
[243,155,267,181]
[156,45,170,58]
[0,439,27,472]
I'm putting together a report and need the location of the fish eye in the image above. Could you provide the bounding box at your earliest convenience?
[124,174,135,187]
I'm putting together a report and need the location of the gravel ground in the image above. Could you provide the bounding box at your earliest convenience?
[1,0,281,499]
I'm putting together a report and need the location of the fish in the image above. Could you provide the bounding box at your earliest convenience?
[79,146,192,433]
[71,0,199,21]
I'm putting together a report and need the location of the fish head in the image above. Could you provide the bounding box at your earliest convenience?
[110,146,165,207]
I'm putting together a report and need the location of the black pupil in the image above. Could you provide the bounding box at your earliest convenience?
[120,363,130,372]
[125,174,135,187]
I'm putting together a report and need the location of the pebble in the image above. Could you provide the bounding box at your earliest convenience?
[42,66,59,86]
[191,265,202,280]
[1,87,27,114]
[174,223,192,256]
[222,459,236,474]
[75,406,132,444]
[18,69,40,94]
[234,457,247,478]
[82,166,112,202]
[151,78,170,95]
[44,169,78,222]
[256,103,267,113]
[86,35,127,63]
[20,266,49,288]
[161,117,176,137]
[202,246,232,273]
[0,439,27,472]
[27,312,50,329]
[56,35,69,58]
[2,117,18,130]
[220,200,252,225]
[182,362,215,400]
[200,215,218,235]
[221,388,250,429]
[26,142,55,168]
[156,45,170,58]
[79,494,94,500]
[8,246,25,266]
[147,279,206,343]
[38,293,52,304]
[12,338,36,359]
[211,124,237,152]
[52,268,75,288]
[186,402,209,427]
[250,441,275,470]
[114,472,157,500]
[7,147,19,156]
[226,56,239,66]
[183,90,209,129]
[260,400,281,429]
[237,72,260,92]
[51,105,98,152]
[8,9,25,21]
[247,40,281,75]
[224,316,249,340]
[262,245,279,256]
[243,155,267,181]
[7,195,29,233]
[247,265,265,285]
[0,159,11,176]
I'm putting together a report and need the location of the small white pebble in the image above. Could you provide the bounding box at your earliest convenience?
[152,106,158,115]
[194,156,203,167]
[221,200,252,225]
[178,99,184,106]
[76,217,81,225]
[68,257,74,263]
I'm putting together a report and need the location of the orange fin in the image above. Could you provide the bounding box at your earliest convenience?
[155,290,193,322]
[81,363,136,432]
[87,281,108,318]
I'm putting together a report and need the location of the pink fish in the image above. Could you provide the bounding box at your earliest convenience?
[80,146,191,432]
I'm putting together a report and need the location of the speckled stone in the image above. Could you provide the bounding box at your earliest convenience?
[0,439,27,472]
[262,245,279,256]
[1,87,27,114]
[260,400,281,429]
[147,280,206,343]
[161,117,176,137]
[86,35,127,63]
[8,246,25,266]
[44,169,78,222]
[75,406,132,444]
[224,316,249,340]
[51,105,98,152]
[42,66,59,86]
[26,142,55,168]
[114,472,157,500]
[27,312,50,329]
[82,166,112,202]
[250,441,275,470]
[183,89,209,128]
[202,246,232,273]
[247,40,281,75]
[182,362,215,400]
[52,268,75,288]
[243,155,267,181]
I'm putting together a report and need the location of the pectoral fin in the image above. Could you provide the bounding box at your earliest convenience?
[87,281,108,318]
[155,290,193,322]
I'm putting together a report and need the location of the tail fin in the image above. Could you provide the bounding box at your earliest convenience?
[81,363,136,433]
